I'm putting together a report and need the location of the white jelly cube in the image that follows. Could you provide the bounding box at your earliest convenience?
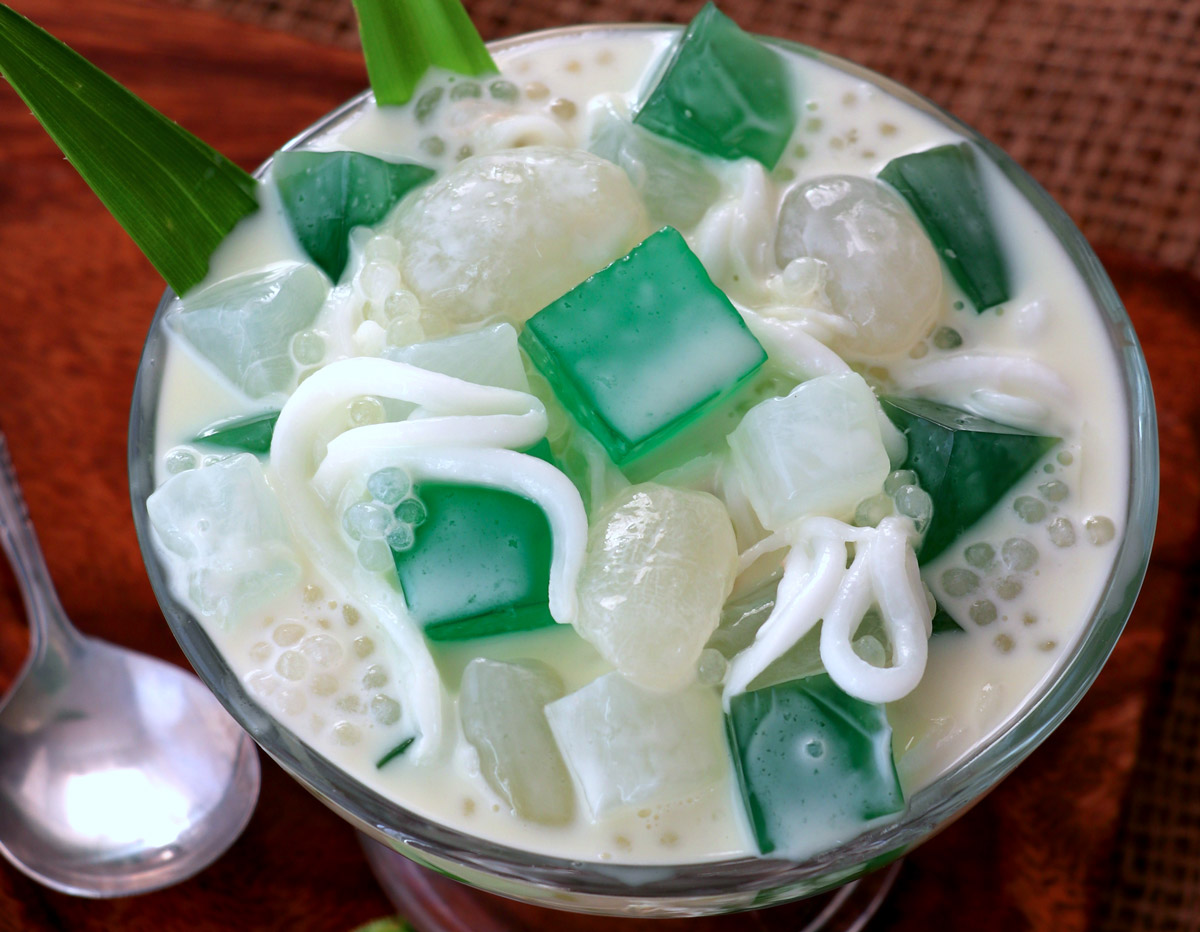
[575,483,737,692]
[147,454,301,625]
[728,371,889,529]
[459,659,575,825]
[545,672,727,818]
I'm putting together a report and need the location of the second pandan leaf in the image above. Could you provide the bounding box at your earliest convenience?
[0,4,259,297]
[352,0,497,107]
[881,396,1059,564]
[273,150,435,282]
[193,411,280,454]
[634,3,795,169]
[878,143,1009,311]
[727,674,904,856]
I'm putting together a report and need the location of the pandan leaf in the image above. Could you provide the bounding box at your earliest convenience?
[352,0,498,107]
[0,4,259,296]
[273,150,434,282]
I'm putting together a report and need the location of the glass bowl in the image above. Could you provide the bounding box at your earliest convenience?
[128,23,1158,918]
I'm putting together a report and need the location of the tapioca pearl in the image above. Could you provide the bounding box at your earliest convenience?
[969,599,998,626]
[1039,479,1068,502]
[335,694,362,714]
[894,485,932,532]
[965,542,996,570]
[1085,516,1116,545]
[342,605,361,627]
[1038,639,1058,652]
[276,686,306,716]
[1014,496,1047,523]
[364,234,402,265]
[450,81,482,101]
[275,650,308,681]
[993,633,1015,654]
[1022,613,1037,626]
[368,467,412,505]
[343,502,394,541]
[371,694,402,725]
[854,492,894,528]
[524,81,549,100]
[290,329,325,365]
[884,470,917,495]
[310,673,337,697]
[353,636,375,659]
[386,316,425,347]
[941,567,980,597]
[357,539,394,572]
[201,454,229,468]
[1047,517,1076,547]
[456,145,473,161]
[363,664,388,689]
[386,524,415,552]
[696,649,728,687]
[908,341,929,359]
[805,117,823,133]
[393,496,428,526]
[549,98,577,120]
[333,722,361,746]
[249,641,272,663]
[1001,537,1038,571]
[245,670,278,698]
[349,395,387,427]
[414,86,443,123]
[272,622,306,647]
[993,576,1023,600]
[419,136,446,158]
[932,326,963,350]
[165,447,197,474]
[383,288,420,321]
[303,584,323,603]
[299,634,343,668]
[488,79,518,101]
[1057,451,1074,466]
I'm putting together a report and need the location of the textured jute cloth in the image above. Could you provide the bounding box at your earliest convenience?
[115,1,1200,928]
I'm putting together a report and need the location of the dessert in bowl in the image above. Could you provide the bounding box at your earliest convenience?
[128,8,1156,915]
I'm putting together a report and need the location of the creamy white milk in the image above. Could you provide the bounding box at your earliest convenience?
[147,28,1127,864]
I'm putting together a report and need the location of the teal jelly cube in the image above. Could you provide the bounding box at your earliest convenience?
[390,483,555,641]
[881,396,1059,563]
[273,150,434,281]
[634,3,795,169]
[726,674,904,856]
[519,227,767,467]
[193,410,279,455]
[878,143,1009,311]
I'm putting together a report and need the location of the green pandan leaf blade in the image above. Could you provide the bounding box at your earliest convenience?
[0,4,259,296]
[353,0,498,106]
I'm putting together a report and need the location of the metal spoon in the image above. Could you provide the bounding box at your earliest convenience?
[0,433,260,897]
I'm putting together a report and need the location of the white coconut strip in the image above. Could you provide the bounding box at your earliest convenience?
[737,307,908,466]
[871,516,934,642]
[723,532,846,704]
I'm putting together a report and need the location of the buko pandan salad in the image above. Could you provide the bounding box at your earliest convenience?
[1,2,1127,864]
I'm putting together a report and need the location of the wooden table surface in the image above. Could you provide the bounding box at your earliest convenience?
[0,1,1191,929]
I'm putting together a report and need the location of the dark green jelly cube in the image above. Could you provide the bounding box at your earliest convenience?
[192,410,279,455]
[391,483,555,641]
[273,150,434,282]
[727,674,904,856]
[634,4,795,169]
[882,396,1059,564]
[878,143,1009,311]
[518,227,767,467]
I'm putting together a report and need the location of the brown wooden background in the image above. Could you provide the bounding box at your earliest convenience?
[0,1,1196,929]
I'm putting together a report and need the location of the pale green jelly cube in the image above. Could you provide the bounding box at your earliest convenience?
[588,108,721,230]
[727,674,904,856]
[168,262,326,399]
[519,227,766,466]
[384,322,529,393]
[545,672,727,819]
[728,371,889,529]
[147,454,301,626]
[576,483,738,692]
[459,658,575,826]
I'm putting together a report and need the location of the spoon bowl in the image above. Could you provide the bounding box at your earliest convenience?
[0,435,260,897]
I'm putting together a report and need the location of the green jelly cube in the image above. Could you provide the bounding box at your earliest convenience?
[878,143,1009,311]
[273,150,434,282]
[882,396,1059,564]
[634,3,795,169]
[192,410,279,455]
[391,483,555,641]
[727,674,904,856]
[519,227,767,466]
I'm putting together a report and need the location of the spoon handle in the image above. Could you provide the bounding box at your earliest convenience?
[0,433,82,658]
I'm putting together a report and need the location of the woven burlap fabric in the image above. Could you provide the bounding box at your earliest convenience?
[168,0,1200,279]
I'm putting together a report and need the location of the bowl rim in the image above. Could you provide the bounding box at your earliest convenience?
[128,22,1159,910]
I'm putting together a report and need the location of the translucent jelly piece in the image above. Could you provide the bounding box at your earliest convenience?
[881,396,1059,563]
[459,659,575,825]
[576,483,738,692]
[878,143,1009,311]
[193,410,279,454]
[147,453,301,625]
[390,484,555,641]
[393,148,648,328]
[384,322,529,392]
[168,262,325,399]
[633,3,795,169]
[726,674,904,856]
[273,150,434,282]
[589,108,721,230]
[728,372,890,529]
[519,227,766,466]
[545,672,727,818]
[775,175,941,357]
